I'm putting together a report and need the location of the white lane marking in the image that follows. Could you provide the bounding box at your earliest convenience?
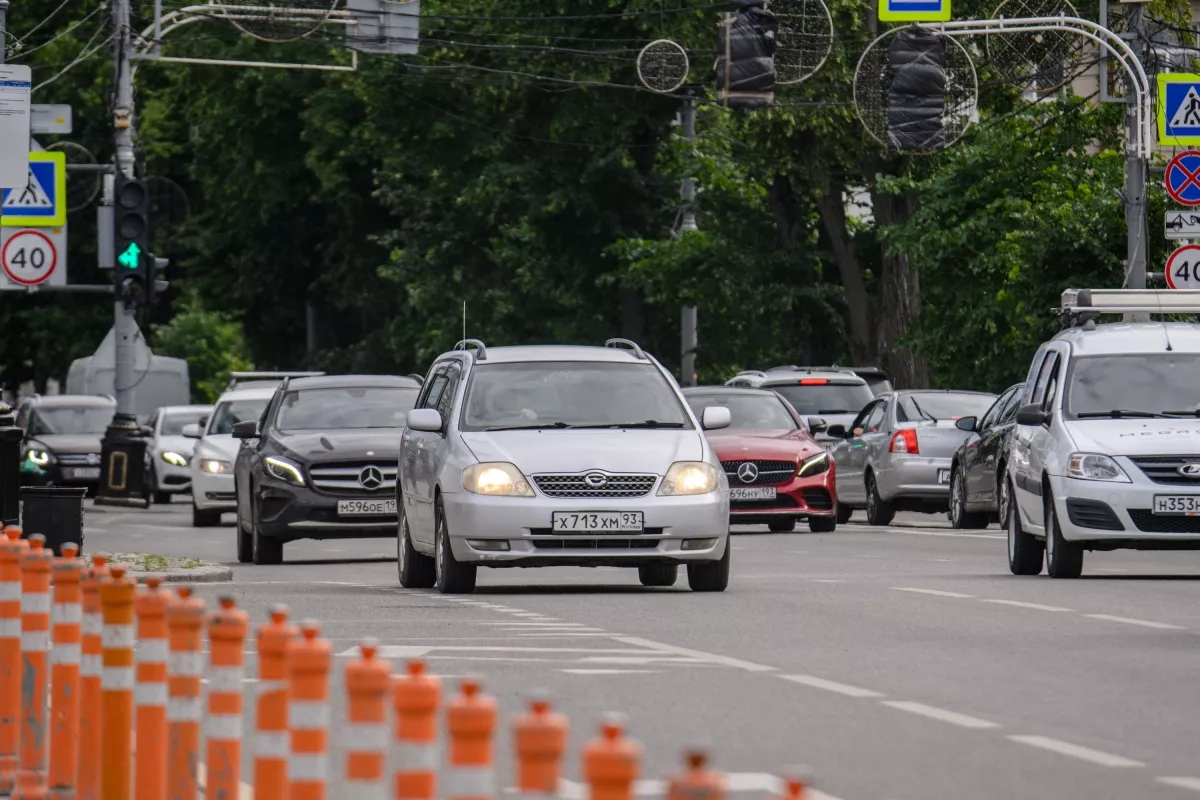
[892,529,1006,540]
[981,599,1073,612]
[517,633,619,638]
[778,674,885,698]
[812,579,846,583]
[476,622,589,627]
[893,587,976,599]
[611,636,776,672]
[337,645,432,658]
[882,701,1000,729]
[578,656,710,665]
[1085,614,1185,631]
[1008,735,1144,767]
[560,669,665,675]
[1157,777,1200,792]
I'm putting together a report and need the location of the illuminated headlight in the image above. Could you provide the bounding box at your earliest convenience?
[462,463,534,497]
[658,462,719,496]
[198,458,232,475]
[1067,453,1130,483]
[798,452,830,478]
[264,456,305,487]
[161,451,189,467]
[25,449,51,467]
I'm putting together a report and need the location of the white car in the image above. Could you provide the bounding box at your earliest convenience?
[1008,288,1200,578]
[146,404,213,504]
[184,386,277,527]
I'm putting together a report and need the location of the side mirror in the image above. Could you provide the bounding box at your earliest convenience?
[807,416,828,434]
[701,406,732,431]
[825,424,847,439]
[1015,404,1049,427]
[955,416,978,433]
[407,408,444,433]
[181,424,202,439]
[231,420,259,440]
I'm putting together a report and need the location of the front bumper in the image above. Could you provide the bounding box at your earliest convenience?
[728,470,836,525]
[879,455,952,502]
[441,489,729,568]
[154,457,193,493]
[191,469,236,511]
[257,481,396,541]
[20,461,100,488]
[1049,470,1200,546]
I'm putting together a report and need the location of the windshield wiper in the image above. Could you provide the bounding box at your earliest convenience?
[1075,410,1172,419]
[909,397,938,422]
[569,420,687,429]
[1161,409,1200,418]
[484,422,574,431]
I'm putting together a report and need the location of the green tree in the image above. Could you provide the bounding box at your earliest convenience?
[151,300,254,402]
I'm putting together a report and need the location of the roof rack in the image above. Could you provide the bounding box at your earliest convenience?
[734,369,768,378]
[604,338,647,360]
[224,371,324,391]
[1059,289,1200,328]
[454,339,488,361]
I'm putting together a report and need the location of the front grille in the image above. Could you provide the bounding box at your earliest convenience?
[1130,456,1200,486]
[1066,499,1124,531]
[1128,509,1200,533]
[731,495,800,510]
[532,539,659,550]
[309,462,397,495]
[163,475,190,486]
[721,460,796,486]
[529,528,664,537]
[532,475,656,498]
[802,488,834,511]
[57,453,100,467]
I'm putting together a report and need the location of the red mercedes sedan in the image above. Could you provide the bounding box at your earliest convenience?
[683,386,839,533]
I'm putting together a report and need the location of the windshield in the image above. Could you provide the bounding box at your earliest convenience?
[162,412,209,436]
[685,393,798,431]
[461,362,692,430]
[28,407,112,436]
[769,382,874,416]
[897,392,996,422]
[1066,354,1200,418]
[276,387,419,430]
[206,399,268,435]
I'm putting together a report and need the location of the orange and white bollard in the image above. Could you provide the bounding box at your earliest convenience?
[343,639,390,799]
[0,525,28,795]
[288,620,331,800]
[77,553,109,800]
[48,543,83,799]
[134,577,171,800]
[666,750,725,800]
[445,678,496,800]
[391,660,440,800]
[100,565,136,800]
[166,587,205,800]
[774,769,811,800]
[582,715,640,800]
[14,534,53,799]
[254,604,297,800]
[512,693,568,798]
[205,597,248,800]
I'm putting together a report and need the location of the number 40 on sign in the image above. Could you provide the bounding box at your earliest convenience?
[1166,243,1200,290]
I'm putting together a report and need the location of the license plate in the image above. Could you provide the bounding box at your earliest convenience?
[730,487,777,500]
[552,512,643,533]
[938,469,951,484]
[337,499,397,517]
[65,467,100,480]
[1152,495,1200,516]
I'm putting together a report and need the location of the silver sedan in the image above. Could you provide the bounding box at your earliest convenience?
[827,390,997,526]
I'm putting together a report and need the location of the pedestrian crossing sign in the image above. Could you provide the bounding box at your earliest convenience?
[1158,74,1200,146]
[0,152,66,227]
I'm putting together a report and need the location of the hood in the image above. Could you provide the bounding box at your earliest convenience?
[25,434,102,454]
[275,430,404,463]
[1065,419,1200,456]
[460,430,705,475]
[195,434,238,462]
[706,429,822,461]
[154,435,196,457]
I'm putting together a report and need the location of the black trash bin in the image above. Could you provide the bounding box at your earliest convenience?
[0,404,20,527]
[20,486,87,556]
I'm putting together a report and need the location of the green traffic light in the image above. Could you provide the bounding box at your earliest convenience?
[117,242,141,268]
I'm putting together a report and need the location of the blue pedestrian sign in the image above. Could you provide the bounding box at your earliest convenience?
[1158,74,1200,147]
[0,152,66,228]
[878,0,951,22]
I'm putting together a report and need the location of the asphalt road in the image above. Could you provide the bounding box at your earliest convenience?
[83,499,1200,800]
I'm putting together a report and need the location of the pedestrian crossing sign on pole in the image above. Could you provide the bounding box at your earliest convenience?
[1158,74,1200,146]
[878,0,951,23]
[0,151,66,227]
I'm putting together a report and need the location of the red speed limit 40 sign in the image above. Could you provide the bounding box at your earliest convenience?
[0,228,63,288]
[1166,243,1200,290]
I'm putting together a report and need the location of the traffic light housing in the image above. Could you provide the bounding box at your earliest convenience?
[113,173,152,302]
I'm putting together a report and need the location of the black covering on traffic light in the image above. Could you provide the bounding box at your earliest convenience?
[715,0,777,110]
[887,27,946,152]
[113,173,153,302]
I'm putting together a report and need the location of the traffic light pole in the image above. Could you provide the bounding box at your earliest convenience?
[679,96,698,387]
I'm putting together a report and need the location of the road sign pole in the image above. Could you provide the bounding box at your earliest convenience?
[1125,1,1148,321]
[0,1,9,66]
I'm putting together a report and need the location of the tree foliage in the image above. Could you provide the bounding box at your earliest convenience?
[151,298,254,403]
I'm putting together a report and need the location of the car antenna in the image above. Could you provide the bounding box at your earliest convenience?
[1151,280,1174,351]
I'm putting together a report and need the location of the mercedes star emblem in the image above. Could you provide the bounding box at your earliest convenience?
[358,466,384,490]
[1178,463,1200,477]
[584,473,608,489]
[736,462,759,483]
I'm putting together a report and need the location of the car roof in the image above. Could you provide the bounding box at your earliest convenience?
[759,370,866,385]
[27,395,115,407]
[1053,322,1200,355]
[682,386,781,397]
[893,389,996,397]
[215,387,278,403]
[284,375,422,391]
[459,345,655,365]
[159,405,213,414]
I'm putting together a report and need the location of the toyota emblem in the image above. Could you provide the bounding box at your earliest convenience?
[584,473,608,489]
[358,466,384,490]
[1179,463,1200,477]
[736,462,759,483]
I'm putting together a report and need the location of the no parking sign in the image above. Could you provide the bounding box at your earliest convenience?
[1165,151,1200,207]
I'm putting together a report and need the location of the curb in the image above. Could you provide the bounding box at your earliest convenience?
[129,564,233,583]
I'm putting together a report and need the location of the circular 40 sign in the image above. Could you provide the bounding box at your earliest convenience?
[1166,243,1200,290]
[1,230,58,287]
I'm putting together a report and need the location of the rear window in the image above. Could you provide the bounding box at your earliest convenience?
[896,392,996,422]
[768,382,874,416]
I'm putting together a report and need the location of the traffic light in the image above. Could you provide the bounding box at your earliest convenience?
[715,1,777,110]
[887,28,946,152]
[112,173,151,302]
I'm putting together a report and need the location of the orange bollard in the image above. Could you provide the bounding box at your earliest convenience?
[15,534,53,798]
[48,543,84,799]
[774,769,811,800]
[205,596,248,800]
[666,750,725,800]
[512,692,568,797]
[391,660,440,800]
[581,715,640,800]
[287,620,331,800]
[0,525,29,794]
[445,678,496,800]
[343,639,390,798]
[134,577,171,800]
[99,565,136,800]
[166,587,205,800]
[254,605,297,800]
[77,553,109,800]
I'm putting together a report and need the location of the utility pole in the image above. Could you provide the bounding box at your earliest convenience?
[0,0,10,65]
[679,95,698,387]
[1124,1,1149,321]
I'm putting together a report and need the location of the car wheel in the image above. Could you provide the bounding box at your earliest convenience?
[767,519,796,533]
[191,503,220,528]
[434,497,476,594]
[864,472,895,527]
[808,515,837,533]
[835,503,853,524]
[637,564,678,587]
[154,491,172,506]
[949,467,989,530]
[1007,480,1043,576]
[1044,489,1083,579]
[686,539,730,592]
[996,466,1010,529]
[397,504,435,589]
[251,496,284,566]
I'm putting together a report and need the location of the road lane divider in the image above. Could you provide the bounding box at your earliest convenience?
[1007,735,1144,768]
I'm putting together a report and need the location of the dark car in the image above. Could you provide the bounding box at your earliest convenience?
[947,382,1025,529]
[16,395,116,491]
[232,374,421,565]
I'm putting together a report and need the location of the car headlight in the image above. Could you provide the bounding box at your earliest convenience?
[25,449,51,467]
[198,458,232,475]
[264,456,305,487]
[798,452,830,478]
[1066,453,1130,483]
[161,451,189,467]
[462,463,534,497]
[658,462,719,496]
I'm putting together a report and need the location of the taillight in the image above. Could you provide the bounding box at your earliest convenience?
[799,378,828,385]
[890,429,919,454]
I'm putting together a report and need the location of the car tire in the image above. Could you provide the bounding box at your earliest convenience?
[767,519,796,533]
[235,501,253,564]
[638,564,678,587]
[687,540,730,592]
[835,504,853,524]
[949,467,989,530]
[864,472,895,527]
[154,491,172,506]
[251,495,284,566]
[192,503,220,528]
[996,465,1011,529]
[1006,480,1043,576]
[1044,489,1083,579]
[808,515,837,533]
[398,504,436,589]
[434,498,476,594]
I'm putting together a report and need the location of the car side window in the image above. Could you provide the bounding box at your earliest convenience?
[998,386,1023,423]
[865,400,888,432]
[14,405,28,431]
[147,411,159,432]
[980,388,1012,430]
[435,362,462,423]
[1041,356,1062,411]
[1029,351,1059,407]
[849,400,878,434]
[419,366,450,414]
